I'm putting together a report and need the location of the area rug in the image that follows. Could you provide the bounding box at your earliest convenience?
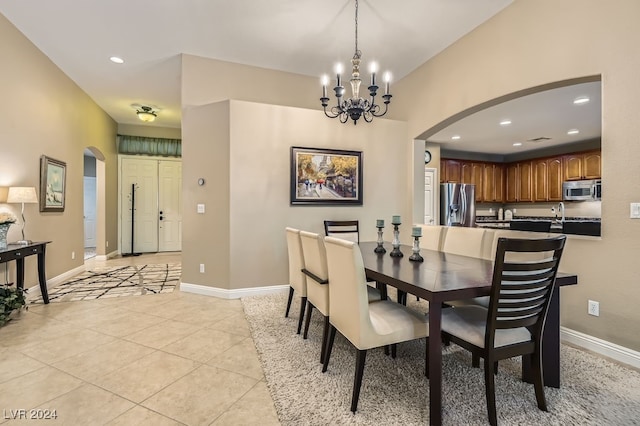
[30,264,180,304]
[241,292,640,426]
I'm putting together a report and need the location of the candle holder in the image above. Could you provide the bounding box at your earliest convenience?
[374,226,386,253]
[390,223,403,257]
[409,235,424,262]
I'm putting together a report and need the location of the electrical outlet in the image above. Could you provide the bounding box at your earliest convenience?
[630,203,640,219]
[71,251,75,260]
[106,241,109,247]
[199,263,205,273]
[588,300,599,317]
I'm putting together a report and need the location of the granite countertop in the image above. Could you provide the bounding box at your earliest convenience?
[475,216,601,236]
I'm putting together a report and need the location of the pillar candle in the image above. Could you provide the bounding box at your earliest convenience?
[391,215,401,225]
[376,219,384,228]
[412,226,422,237]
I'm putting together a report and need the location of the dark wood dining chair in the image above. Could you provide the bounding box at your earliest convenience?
[323,220,360,243]
[439,235,566,426]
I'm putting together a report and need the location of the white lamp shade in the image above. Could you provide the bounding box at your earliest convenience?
[7,187,38,204]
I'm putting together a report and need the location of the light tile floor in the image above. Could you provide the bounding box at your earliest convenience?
[0,253,280,425]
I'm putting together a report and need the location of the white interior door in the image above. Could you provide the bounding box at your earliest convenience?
[121,158,159,253]
[83,176,97,248]
[158,160,182,252]
[424,167,437,224]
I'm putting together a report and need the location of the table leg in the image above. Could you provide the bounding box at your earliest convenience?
[37,247,49,304]
[428,301,442,425]
[16,258,25,290]
[523,285,560,388]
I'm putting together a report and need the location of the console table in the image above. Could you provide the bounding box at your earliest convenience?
[0,241,50,304]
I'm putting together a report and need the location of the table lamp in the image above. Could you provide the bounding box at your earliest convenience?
[7,186,38,244]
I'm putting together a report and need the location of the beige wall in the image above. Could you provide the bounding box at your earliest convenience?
[393,0,640,350]
[181,97,410,290]
[0,14,118,284]
[117,124,181,139]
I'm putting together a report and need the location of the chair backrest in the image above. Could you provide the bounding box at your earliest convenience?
[324,236,375,348]
[486,230,552,261]
[441,226,487,257]
[299,230,329,315]
[486,235,566,349]
[324,220,359,243]
[417,224,445,251]
[285,227,306,295]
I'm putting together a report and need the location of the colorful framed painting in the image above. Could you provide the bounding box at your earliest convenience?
[39,155,66,212]
[290,146,363,206]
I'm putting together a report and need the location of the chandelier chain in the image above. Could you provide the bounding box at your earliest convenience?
[354,0,359,55]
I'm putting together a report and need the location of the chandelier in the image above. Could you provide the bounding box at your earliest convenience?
[320,0,392,125]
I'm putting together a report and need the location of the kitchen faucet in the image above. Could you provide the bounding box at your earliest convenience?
[558,202,565,223]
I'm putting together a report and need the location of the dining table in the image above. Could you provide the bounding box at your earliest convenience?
[359,241,578,425]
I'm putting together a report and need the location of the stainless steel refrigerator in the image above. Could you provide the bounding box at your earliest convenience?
[440,183,476,227]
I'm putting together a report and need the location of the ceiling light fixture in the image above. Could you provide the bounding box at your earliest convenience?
[109,56,124,64]
[513,142,523,146]
[573,96,590,105]
[320,0,391,124]
[499,119,512,126]
[451,135,461,140]
[567,129,580,135]
[136,106,157,122]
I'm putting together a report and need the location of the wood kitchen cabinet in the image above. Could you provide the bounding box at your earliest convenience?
[533,156,563,202]
[547,157,564,201]
[505,163,518,202]
[461,162,484,201]
[482,163,504,202]
[533,158,548,202]
[564,150,601,180]
[441,159,462,183]
[518,161,534,202]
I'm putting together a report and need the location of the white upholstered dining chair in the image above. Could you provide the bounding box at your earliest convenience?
[322,236,429,413]
[441,226,487,258]
[299,230,382,363]
[285,227,306,334]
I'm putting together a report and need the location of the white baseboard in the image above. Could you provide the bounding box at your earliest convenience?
[180,282,289,299]
[561,326,640,370]
[94,250,119,261]
[26,264,86,297]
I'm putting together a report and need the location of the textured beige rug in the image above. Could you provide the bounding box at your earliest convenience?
[242,292,640,425]
[30,264,180,304]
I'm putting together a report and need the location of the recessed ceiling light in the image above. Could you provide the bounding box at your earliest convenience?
[109,56,124,64]
[451,135,461,140]
[573,96,590,105]
[513,142,523,147]
[567,129,580,135]
[499,119,512,126]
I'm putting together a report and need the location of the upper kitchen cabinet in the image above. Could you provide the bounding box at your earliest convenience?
[533,156,564,202]
[564,150,601,180]
[482,163,504,203]
[505,161,534,202]
[441,159,462,183]
[461,162,484,201]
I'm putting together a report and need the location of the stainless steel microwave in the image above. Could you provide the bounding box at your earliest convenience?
[563,179,601,201]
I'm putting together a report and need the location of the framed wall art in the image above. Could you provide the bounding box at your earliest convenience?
[290,146,363,206]
[39,155,67,212]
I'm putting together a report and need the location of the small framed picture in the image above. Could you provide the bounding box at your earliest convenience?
[40,155,67,212]
[290,146,363,206]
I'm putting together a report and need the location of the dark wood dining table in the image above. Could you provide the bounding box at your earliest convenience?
[359,241,578,425]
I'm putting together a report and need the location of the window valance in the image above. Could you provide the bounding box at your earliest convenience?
[117,135,181,157]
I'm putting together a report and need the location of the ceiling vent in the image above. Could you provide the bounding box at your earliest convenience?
[527,137,551,143]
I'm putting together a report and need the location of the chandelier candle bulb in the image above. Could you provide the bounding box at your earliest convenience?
[412,227,422,237]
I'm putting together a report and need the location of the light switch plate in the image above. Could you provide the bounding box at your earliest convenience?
[197,204,205,214]
[630,203,640,219]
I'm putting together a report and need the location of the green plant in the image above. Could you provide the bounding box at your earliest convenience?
[0,284,27,326]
